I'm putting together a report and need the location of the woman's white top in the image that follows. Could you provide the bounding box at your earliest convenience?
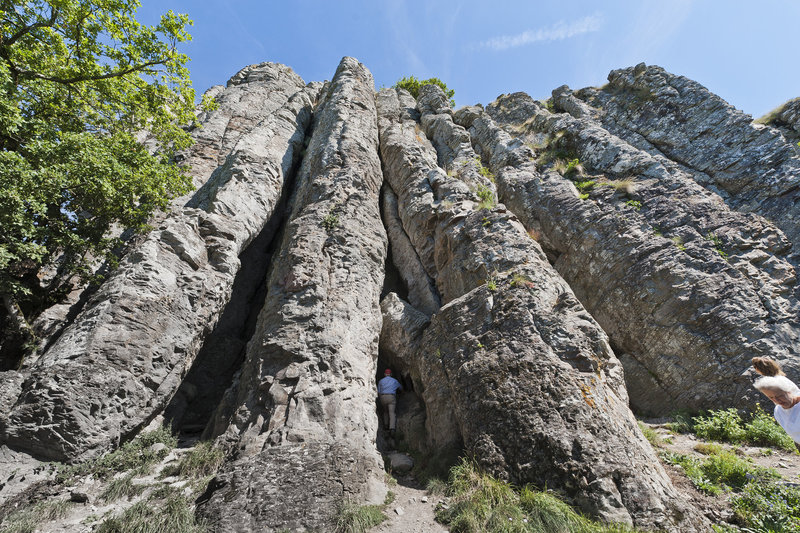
[774,403,800,443]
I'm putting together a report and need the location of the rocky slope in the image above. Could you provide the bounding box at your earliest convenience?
[1,58,799,531]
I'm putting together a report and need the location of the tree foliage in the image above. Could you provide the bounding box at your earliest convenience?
[0,1,195,324]
[393,75,455,108]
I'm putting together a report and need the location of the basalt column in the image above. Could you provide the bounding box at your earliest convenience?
[377,86,708,531]
[0,64,317,462]
[197,57,388,532]
[469,91,800,414]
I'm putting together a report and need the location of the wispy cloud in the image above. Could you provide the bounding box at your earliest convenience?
[480,14,604,51]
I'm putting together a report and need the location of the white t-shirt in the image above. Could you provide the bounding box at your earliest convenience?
[774,403,800,443]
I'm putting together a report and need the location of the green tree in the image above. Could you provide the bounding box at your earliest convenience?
[393,75,455,108]
[0,0,195,353]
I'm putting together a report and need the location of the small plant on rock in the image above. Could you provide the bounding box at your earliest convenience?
[322,203,342,231]
[475,185,496,210]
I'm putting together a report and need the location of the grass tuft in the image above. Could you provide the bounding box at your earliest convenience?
[333,502,386,533]
[435,459,641,532]
[95,493,206,533]
[161,441,225,479]
[57,427,176,482]
[0,500,71,533]
[100,472,146,502]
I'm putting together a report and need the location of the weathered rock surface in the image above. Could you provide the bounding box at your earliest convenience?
[471,91,800,414]
[0,65,318,462]
[377,86,707,530]
[6,58,800,532]
[196,57,387,532]
[568,63,800,256]
[760,97,800,144]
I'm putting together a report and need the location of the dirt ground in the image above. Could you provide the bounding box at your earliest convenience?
[371,473,449,533]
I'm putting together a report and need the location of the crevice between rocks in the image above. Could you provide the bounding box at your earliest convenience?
[163,117,313,443]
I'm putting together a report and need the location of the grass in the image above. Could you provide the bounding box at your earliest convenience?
[333,502,386,533]
[57,427,176,482]
[672,236,686,251]
[660,449,778,495]
[625,200,642,210]
[95,493,206,533]
[638,421,664,447]
[100,472,146,502]
[160,441,225,479]
[0,499,72,533]
[434,459,642,533]
[599,178,636,194]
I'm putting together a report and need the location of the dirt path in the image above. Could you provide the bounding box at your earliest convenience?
[372,474,448,533]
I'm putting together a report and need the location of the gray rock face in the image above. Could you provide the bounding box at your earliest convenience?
[470,91,800,414]
[197,57,387,531]
[377,86,706,530]
[568,63,800,255]
[0,65,318,462]
[760,97,800,143]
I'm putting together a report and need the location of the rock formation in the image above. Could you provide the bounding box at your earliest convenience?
[464,89,800,414]
[2,57,799,531]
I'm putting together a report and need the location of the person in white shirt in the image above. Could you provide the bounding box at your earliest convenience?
[377,368,403,432]
[754,374,800,445]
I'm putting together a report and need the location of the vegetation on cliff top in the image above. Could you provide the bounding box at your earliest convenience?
[394,75,455,107]
[0,0,195,348]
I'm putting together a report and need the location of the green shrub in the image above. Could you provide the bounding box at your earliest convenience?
[693,409,747,443]
[394,76,455,107]
[564,158,582,176]
[661,449,778,495]
[744,408,797,452]
[476,185,496,210]
[731,481,800,532]
[334,502,386,533]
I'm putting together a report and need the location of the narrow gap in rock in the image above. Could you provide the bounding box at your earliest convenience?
[163,128,312,444]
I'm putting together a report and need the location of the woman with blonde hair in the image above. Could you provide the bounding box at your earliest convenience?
[752,357,800,445]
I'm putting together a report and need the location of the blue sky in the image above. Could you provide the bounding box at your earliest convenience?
[138,1,800,118]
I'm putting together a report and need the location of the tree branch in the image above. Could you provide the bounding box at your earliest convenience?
[15,57,168,85]
[3,6,58,47]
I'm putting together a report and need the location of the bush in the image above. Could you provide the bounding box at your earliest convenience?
[161,441,224,478]
[660,449,778,495]
[693,409,747,443]
[394,76,455,107]
[745,408,797,452]
[732,481,800,532]
[687,408,797,452]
